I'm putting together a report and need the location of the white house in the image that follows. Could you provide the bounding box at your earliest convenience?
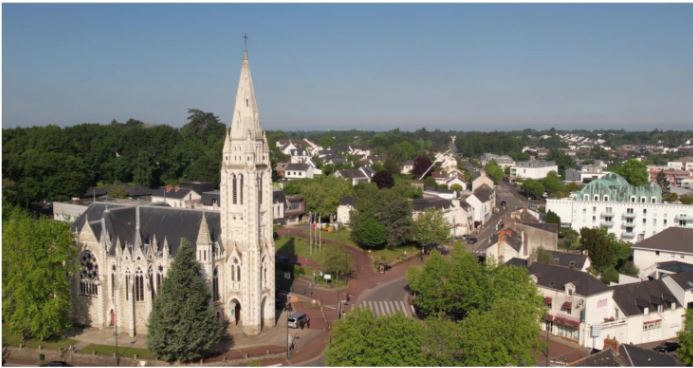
[151,187,202,208]
[434,151,458,172]
[284,163,316,180]
[464,184,496,227]
[54,201,89,222]
[631,227,693,279]
[662,272,693,309]
[334,168,371,186]
[547,173,693,242]
[412,197,473,238]
[471,172,495,192]
[480,153,515,169]
[667,157,693,171]
[511,160,558,180]
[336,197,354,226]
[401,160,414,175]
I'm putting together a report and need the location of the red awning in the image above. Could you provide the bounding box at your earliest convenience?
[561,301,572,310]
[544,297,553,305]
[554,316,580,328]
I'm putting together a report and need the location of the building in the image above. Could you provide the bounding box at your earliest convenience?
[464,184,496,226]
[412,197,473,238]
[667,157,693,171]
[150,186,202,208]
[631,227,693,279]
[511,160,558,179]
[566,161,610,183]
[272,190,285,224]
[401,160,414,175]
[336,197,354,226]
[480,153,515,169]
[69,50,275,337]
[546,173,693,242]
[647,166,693,189]
[334,168,371,186]
[284,163,315,180]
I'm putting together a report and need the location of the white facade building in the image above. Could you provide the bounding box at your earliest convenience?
[547,173,693,242]
[511,160,558,180]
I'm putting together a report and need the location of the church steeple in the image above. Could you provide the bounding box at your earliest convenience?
[228,47,261,141]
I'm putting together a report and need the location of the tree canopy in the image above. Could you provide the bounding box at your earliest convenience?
[679,309,693,365]
[615,159,649,187]
[2,206,76,340]
[413,208,451,246]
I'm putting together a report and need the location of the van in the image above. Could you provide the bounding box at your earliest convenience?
[288,313,309,329]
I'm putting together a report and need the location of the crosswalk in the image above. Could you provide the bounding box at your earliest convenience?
[358,300,411,318]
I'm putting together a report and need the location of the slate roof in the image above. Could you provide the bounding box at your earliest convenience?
[544,250,588,269]
[201,190,220,206]
[619,344,684,366]
[631,228,693,253]
[412,197,452,211]
[506,258,529,267]
[72,203,220,256]
[570,348,624,367]
[286,163,310,171]
[179,181,216,195]
[668,271,693,291]
[489,228,523,252]
[657,261,693,274]
[525,262,610,296]
[473,184,494,202]
[84,184,152,198]
[151,187,193,199]
[521,221,558,233]
[336,169,368,179]
[340,197,354,206]
[610,279,678,317]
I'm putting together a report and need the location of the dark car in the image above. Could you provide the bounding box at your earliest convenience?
[467,237,477,245]
[654,341,680,353]
[41,362,72,367]
[288,312,310,329]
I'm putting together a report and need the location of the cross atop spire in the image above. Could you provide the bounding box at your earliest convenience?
[243,33,248,53]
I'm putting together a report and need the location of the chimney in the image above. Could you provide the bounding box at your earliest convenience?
[603,336,619,352]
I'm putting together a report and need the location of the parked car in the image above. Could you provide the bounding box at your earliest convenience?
[654,341,680,353]
[467,237,477,245]
[288,312,310,329]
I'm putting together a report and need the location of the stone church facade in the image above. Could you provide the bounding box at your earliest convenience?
[70,50,275,336]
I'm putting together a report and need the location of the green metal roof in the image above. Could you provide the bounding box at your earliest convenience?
[576,173,662,203]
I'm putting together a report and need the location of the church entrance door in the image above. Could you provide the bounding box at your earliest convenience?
[230,301,241,326]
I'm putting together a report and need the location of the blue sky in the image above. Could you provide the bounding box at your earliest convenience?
[3,4,693,131]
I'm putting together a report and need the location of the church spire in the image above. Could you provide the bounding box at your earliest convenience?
[228,38,261,141]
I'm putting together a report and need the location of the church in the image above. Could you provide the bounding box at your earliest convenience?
[70,49,276,337]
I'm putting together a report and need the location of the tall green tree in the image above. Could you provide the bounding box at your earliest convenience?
[615,159,649,187]
[542,171,566,197]
[284,175,352,215]
[678,309,693,365]
[521,179,545,199]
[381,198,414,248]
[148,239,224,362]
[413,208,451,247]
[483,160,504,183]
[544,210,561,226]
[325,308,427,366]
[656,171,670,193]
[321,246,354,281]
[2,206,76,340]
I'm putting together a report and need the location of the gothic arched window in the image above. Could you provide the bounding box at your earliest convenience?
[134,268,144,302]
[156,265,163,294]
[213,267,220,302]
[125,269,131,300]
[239,174,244,204]
[79,251,99,296]
[232,174,237,204]
[258,173,263,204]
[148,267,155,298]
[111,265,116,297]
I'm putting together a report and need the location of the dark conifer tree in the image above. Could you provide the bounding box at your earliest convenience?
[148,239,225,362]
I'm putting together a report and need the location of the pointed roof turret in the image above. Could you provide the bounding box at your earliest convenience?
[228,45,262,141]
[196,212,212,246]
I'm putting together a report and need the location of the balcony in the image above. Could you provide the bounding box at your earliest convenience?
[621,231,636,239]
[675,214,689,221]
[622,212,636,219]
[601,319,627,329]
[600,220,613,227]
[600,212,614,218]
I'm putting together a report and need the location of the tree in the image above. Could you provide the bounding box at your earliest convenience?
[420,318,464,365]
[521,179,545,199]
[351,215,387,248]
[615,159,649,187]
[321,246,354,281]
[371,170,394,189]
[381,198,414,248]
[459,299,542,366]
[656,171,670,193]
[579,227,635,282]
[325,308,427,366]
[284,176,352,215]
[483,160,504,183]
[678,309,693,365]
[544,210,561,226]
[414,208,451,247]
[383,158,400,175]
[412,155,433,179]
[2,206,76,340]
[148,239,224,362]
[542,171,566,198]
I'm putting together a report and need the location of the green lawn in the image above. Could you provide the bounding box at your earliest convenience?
[369,244,420,265]
[276,236,326,261]
[320,229,358,247]
[2,329,77,350]
[80,344,155,359]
